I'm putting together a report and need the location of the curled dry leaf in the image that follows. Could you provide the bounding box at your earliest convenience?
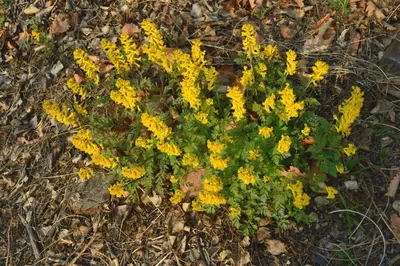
[265,239,287,255]
[294,0,305,8]
[121,24,140,36]
[385,170,400,198]
[390,213,400,241]
[50,13,70,35]
[303,18,335,54]
[366,1,386,21]
[23,5,40,15]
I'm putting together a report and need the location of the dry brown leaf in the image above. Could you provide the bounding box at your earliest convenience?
[265,239,287,255]
[280,25,297,39]
[366,1,386,21]
[23,5,40,15]
[50,13,70,35]
[121,24,140,36]
[16,31,30,47]
[303,18,335,54]
[180,169,204,197]
[294,0,304,8]
[249,0,263,9]
[385,171,400,198]
[390,213,400,241]
[349,32,361,54]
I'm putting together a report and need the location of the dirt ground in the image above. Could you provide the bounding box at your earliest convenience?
[1,0,400,265]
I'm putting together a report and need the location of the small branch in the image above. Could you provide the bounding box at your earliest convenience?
[18,214,41,260]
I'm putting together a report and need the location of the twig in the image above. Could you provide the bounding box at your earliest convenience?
[6,216,12,266]
[154,252,171,266]
[68,215,100,266]
[18,214,41,260]
[329,209,386,266]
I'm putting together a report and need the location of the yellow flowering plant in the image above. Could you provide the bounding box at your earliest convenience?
[43,21,365,235]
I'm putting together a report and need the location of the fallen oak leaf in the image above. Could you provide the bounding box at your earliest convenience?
[265,239,287,255]
[366,1,386,21]
[50,13,70,35]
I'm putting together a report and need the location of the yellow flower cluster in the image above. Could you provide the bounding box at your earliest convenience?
[135,136,153,149]
[121,166,146,179]
[238,166,256,184]
[101,38,130,74]
[226,86,246,121]
[182,153,199,167]
[249,150,260,160]
[240,66,254,88]
[141,19,172,73]
[336,164,345,174]
[256,63,267,78]
[73,103,88,116]
[241,24,260,58]
[287,180,310,209]
[67,78,87,99]
[301,124,310,136]
[73,49,100,84]
[108,182,125,198]
[170,175,179,184]
[259,126,273,139]
[264,44,278,59]
[285,50,297,75]
[32,29,41,42]
[156,141,181,156]
[229,207,241,218]
[277,135,292,153]
[194,111,208,124]
[43,100,78,127]
[343,143,357,156]
[120,33,140,68]
[263,94,275,113]
[71,129,101,155]
[141,113,171,141]
[110,78,141,111]
[309,61,329,85]
[210,154,230,170]
[170,189,185,204]
[78,167,94,179]
[207,140,226,154]
[203,175,224,192]
[91,153,118,169]
[278,83,304,121]
[334,86,364,137]
[326,186,338,199]
[204,66,219,90]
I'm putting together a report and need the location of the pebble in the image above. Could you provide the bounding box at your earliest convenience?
[344,180,359,190]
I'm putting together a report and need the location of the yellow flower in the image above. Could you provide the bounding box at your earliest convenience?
[226,86,246,121]
[309,61,329,85]
[259,127,273,139]
[249,150,260,160]
[277,135,292,153]
[141,19,172,72]
[73,49,100,84]
[343,143,357,156]
[263,94,275,113]
[301,124,310,136]
[108,182,125,198]
[110,78,141,111]
[240,66,254,88]
[198,190,226,205]
[278,83,304,121]
[238,166,256,184]
[263,175,271,182]
[336,164,345,174]
[78,167,94,179]
[135,136,153,149]
[326,186,338,199]
[204,66,218,90]
[203,175,223,192]
[101,38,130,74]
[32,29,41,42]
[91,153,118,169]
[229,207,241,218]
[43,100,78,127]
[170,189,185,204]
[207,140,225,154]
[264,44,278,59]
[120,33,140,68]
[182,153,199,167]
[334,86,364,137]
[256,62,267,78]
[194,111,208,124]
[157,141,182,156]
[71,129,101,155]
[191,39,206,66]
[73,103,88,116]
[285,50,297,75]
[121,166,146,179]
[170,175,179,184]
[209,154,229,170]
[241,24,260,58]
[67,78,87,99]
[192,198,203,211]
[287,181,310,209]
[141,113,171,141]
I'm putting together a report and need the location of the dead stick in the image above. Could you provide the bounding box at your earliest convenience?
[68,216,100,266]
[18,214,41,260]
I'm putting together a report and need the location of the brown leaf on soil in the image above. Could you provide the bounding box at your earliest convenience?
[294,0,305,8]
[16,31,30,47]
[50,13,70,35]
[281,166,307,178]
[280,25,297,39]
[121,24,140,36]
[23,5,40,15]
[366,1,386,21]
[17,136,40,145]
[180,169,204,197]
[265,239,287,255]
[349,31,361,54]
[303,18,335,54]
[73,74,85,84]
[249,0,263,9]
[390,213,400,241]
[385,170,400,198]
[218,65,237,86]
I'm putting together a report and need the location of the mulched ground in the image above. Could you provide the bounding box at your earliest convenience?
[1,0,400,265]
